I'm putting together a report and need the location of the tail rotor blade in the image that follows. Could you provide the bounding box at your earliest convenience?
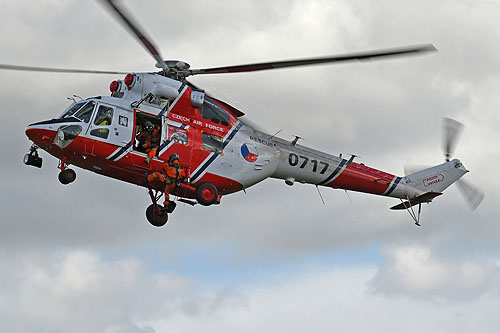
[456,178,485,210]
[443,117,464,161]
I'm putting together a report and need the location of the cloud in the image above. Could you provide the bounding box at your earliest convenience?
[153,264,500,333]
[0,250,246,332]
[370,245,500,301]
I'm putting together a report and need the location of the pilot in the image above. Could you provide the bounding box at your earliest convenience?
[145,153,187,212]
[94,108,113,138]
[136,121,160,164]
[95,108,113,126]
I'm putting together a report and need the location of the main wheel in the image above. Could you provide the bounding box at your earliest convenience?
[58,169,76,185]
[146,204,169,227]
[195,182,218,206]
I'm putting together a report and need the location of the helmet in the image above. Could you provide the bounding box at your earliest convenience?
[144,121,153,131]
[168,153,180,164]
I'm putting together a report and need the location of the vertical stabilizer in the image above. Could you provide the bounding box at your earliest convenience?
[405,159,468,194]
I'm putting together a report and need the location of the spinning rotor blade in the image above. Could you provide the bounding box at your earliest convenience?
[403,164,432,176]
[189,44,436,75]
[456,178,484,210]
[0,63,127,75]
[443,117,464,161]
[100,0,169,71]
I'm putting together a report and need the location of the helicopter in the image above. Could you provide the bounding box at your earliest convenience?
[7,0,483,227]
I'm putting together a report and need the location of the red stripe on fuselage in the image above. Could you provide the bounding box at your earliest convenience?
[326,162,395,195]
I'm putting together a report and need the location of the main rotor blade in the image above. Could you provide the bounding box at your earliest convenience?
[0,63,128,75]
[443,117,464,161]
[189,44,436,75]
[100,0,169,71]
[456,178,484,210]
[403,164,432,176]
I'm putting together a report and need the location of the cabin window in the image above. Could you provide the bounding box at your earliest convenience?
[200,99,230,126]
[202,132,223,154]
[168,125,188,145]
[94,105,114,126]
[90,128,109,139]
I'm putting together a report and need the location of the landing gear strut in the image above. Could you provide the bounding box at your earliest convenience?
[57,157,76,185]
[23,145,42,168]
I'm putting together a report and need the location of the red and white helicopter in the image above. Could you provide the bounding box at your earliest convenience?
[8,0,483,227]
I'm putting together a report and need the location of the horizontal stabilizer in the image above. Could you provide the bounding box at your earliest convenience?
[390,192,442,210]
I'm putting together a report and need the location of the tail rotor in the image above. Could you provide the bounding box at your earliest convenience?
[442,117,484,210]
[405,117,484,210]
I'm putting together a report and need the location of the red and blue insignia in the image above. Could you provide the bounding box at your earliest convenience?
[241,143,258,162]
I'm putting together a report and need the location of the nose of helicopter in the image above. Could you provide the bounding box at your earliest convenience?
[25,121,57,147]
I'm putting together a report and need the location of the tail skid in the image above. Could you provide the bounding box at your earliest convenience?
[391,191,442,226]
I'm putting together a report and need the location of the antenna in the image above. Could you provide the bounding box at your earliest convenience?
[291,135,303,146]
[315,185,326,205]
[344,190,353,203]
[270,129,282,139]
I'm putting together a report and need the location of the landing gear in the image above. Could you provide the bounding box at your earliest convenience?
[145,188,175,227]
[57,157,76,185]
[23,145,42,168]
[164,200,177,214]
[146,204,169,227]
[195,182,218,206]
[58,169,76,185]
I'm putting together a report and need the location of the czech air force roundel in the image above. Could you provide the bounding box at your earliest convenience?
[241,143,258,162]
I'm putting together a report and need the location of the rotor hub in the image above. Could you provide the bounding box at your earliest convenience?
[155,60,191,80]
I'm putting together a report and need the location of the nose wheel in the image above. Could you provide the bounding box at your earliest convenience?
[58,169,76,185]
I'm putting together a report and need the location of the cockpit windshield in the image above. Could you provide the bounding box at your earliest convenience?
[60,100,95,123]
[61,101,85,119]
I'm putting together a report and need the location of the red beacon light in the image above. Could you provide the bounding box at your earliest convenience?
[124,73,136,89]
[109,80,120,93]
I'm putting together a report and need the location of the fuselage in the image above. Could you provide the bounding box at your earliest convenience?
[25,72,468,204]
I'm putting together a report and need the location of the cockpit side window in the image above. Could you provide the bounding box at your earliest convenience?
[94,105,114,126]
[74,101,96,123]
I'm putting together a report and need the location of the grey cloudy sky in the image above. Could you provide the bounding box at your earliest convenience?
[1,0,500,332]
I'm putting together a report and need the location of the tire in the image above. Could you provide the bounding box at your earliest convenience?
[146,204,168,227]
[195,182,218,206]
[58,169,76,185]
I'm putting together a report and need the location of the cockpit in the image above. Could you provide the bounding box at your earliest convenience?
[59,100,96,123]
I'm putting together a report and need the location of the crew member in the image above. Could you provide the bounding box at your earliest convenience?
[136,121,160,164]
[145,154,187,211]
